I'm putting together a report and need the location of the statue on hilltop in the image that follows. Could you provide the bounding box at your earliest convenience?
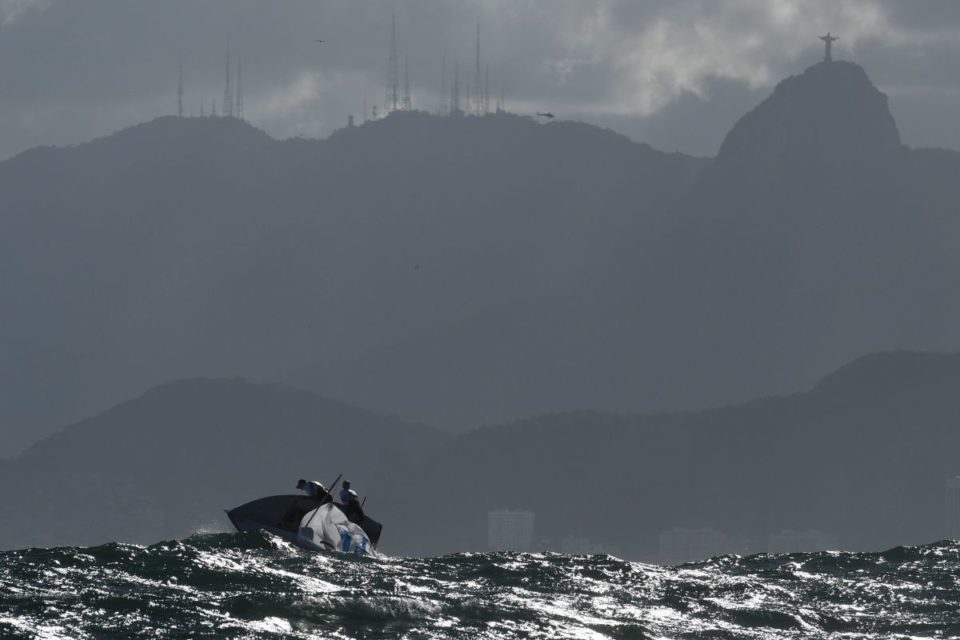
[819,33,838,63]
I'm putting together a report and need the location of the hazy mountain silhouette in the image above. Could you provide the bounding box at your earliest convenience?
[390,349,960,557]
[3,60,960,454]
[0,111,705,453]
[305,61,960,426]
[704,61,901,187]
[2,350,958,558]
[0,378,442,549]
[636,61,960,406]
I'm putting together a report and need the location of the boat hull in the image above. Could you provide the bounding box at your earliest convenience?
[226,494,382,553]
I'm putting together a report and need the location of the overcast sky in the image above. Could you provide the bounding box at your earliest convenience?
[1,0,958,160]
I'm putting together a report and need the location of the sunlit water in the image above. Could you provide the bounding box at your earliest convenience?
[2,533,960,639]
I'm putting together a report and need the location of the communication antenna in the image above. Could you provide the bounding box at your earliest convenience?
[223,51,233,117]
[386,13,399,112]
[402,54,411,111]
[177,56,184,118]
[452,61,460,114]
[484,64,490,115]
[235,59,244,120]
[472,23,483,116]
[439,55,447,115]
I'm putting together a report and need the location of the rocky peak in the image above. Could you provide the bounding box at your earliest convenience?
[710,61,902,187]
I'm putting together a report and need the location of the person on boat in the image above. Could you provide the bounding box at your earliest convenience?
[339,480,353,504]
[296,479,330,503]
[343,488,364,523]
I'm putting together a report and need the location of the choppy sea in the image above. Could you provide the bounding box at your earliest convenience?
[2,532,960,639]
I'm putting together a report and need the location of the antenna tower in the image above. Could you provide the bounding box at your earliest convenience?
[386,13,400,113]
[439,55,447,115]
[235,60,244,120]
[472,23,483,116]
[452,61,460,114]
[223,52,233,117]
[484,64,490,115]
[177,59,184,118]
[402,54,411,111]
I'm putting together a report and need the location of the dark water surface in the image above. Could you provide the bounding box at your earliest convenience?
[2,533,960,639]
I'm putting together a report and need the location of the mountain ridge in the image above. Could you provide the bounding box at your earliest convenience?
[306,61,960,429]
[714,61,902,177]
[0,109,707,453]
[0,376,444,549]
[400,348,960,556]
[2,349,957,557]
[2,60,959,455]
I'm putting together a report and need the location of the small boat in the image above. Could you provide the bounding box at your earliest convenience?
[226,491,383,556]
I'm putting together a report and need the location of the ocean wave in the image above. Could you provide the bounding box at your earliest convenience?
[3,533,960,638]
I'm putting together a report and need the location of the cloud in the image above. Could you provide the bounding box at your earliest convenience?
[0,0,958,159]
[480,0,890,117]
[0,0,47,26]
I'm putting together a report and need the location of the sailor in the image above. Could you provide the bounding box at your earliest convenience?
[339,480,354,504]
[343,488,364,523]
[296,478,330,503]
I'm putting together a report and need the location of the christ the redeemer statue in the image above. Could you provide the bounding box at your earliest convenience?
[819,33,838,62]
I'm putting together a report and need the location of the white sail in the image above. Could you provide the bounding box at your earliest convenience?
[297,504,374,556]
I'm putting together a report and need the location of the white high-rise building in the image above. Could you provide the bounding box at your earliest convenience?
[659,527,725,565]
[488,510,535,551]
[945,477,960,539]
[767,530,838,554]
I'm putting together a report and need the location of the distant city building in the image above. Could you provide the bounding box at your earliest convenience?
[945,477,960,539]
[488,510,535,551]
[659,527,725,565]
[767,530,838,554]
